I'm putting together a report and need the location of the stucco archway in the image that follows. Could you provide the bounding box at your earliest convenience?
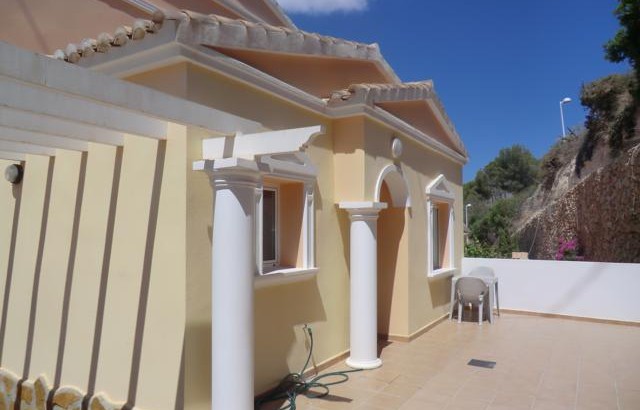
[338,165,412,368]
[374,164,411,208]
[376,165,410,340]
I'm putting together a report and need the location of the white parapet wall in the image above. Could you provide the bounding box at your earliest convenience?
[462,258,640,323]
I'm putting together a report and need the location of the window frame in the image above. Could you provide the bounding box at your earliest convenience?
[255,172,316,277]
[261,186,279,268]
[426,175,456,278]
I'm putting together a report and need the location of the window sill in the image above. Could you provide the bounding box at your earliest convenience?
[255,267,319,289]
[427,267,456,279]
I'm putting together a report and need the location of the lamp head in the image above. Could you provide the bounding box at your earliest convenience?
[560,97,572,104]
[4,164,23,184]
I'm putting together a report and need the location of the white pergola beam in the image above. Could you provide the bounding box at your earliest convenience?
[0,151,25,161]
[0,126,88,151]
[202,125,324,159]
[0,77,168,140]
[0,140,56,156]
[0,107,124,146]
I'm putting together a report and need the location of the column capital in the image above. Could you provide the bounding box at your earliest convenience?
[193,158,260,189]
[338,201,387,221]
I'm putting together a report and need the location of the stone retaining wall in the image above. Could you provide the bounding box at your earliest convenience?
[518,144,640,262]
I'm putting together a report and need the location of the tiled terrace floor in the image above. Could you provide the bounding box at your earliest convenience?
[261,313,640,410]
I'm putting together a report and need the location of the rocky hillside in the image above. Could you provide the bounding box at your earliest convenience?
[516,136,640,262]
[514,72,640,262]
[466,72,640,262]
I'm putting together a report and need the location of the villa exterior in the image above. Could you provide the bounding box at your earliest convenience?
[0,1,467,409]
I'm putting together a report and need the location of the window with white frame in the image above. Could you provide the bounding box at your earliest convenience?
[262,187,278,266]
[256,153,316,275]
[426,175,456,277]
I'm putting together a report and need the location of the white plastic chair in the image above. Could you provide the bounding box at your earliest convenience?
[455,277,489,325]
[469,266,500,316]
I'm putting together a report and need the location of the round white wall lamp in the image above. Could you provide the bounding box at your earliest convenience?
[391,137,403,159]
[5,164,24,184]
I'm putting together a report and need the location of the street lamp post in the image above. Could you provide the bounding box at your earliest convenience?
[465,203,472,229]
[559,97,572,138]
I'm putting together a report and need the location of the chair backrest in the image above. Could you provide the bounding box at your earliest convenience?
[469,266,495,280]
[456,277,488,304]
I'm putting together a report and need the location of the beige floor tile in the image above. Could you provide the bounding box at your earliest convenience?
[381,380,421,398]
[354,392,410,409]
[447,396,491,410]
[271,314,640,410]
[486,404,531,410]
[532,397,575,410]
[575,386,618,410]
[455,383,497,403]
[311,395,361,410]
[398,397,448,410]
[490,390,535,408]
[618,388,640,410]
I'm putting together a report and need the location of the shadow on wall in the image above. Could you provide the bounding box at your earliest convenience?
[549,262,606,314]
[254,278,326,393]
[0,169,24,365]
[337,209,351,277]
[182,320,211,408]
[428,274,452,309]
[0,141,174,410]
[377,182,405,337]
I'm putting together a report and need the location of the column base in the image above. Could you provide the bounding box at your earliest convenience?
[345,357,382,370]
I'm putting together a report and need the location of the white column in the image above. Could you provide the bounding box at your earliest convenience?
[198,158,260,410]
[339,202,387,369]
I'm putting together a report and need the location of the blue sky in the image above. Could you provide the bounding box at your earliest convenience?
[278,0,630,182]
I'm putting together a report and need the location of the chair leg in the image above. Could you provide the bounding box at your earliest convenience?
[458,301,462,323]
[478,294,484,325]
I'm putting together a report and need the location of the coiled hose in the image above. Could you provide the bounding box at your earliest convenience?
[255,325,364,409]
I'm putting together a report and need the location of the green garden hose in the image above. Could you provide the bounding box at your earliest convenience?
[255,325,364,410]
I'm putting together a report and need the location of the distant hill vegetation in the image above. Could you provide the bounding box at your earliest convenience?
[467,0,640,261]
[464,72,640,262]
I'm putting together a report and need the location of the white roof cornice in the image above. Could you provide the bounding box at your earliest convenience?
[85,41,467,165]
[1,41,262,136]
[329,81,467,157]
[55,10,400,84]
[329,81,435,106]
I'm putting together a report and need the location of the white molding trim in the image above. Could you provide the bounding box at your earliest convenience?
[0,76,168,140]
[202,125,324,159]
[374,164,411,208]
[254,268,318,289]
[0,42,263,137]
[426,174,456,202]
[303,182,315,268]
[257,152,317,181]
[0,126,89,151]
[256,178,317,276]
[338,201,388,211]
[0,107,125,146]
[0,140,56,156]
[261,186,279,267]
[426,174,457,277]
[88,42,467,165]
[426,198,456,278]
[0,151,25,161]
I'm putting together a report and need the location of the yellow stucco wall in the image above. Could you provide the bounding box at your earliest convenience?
[172,65,353,405]
[362,119,463,336]
[0,53,463,409]
[0,127,186,409]
[125,62,464,404]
